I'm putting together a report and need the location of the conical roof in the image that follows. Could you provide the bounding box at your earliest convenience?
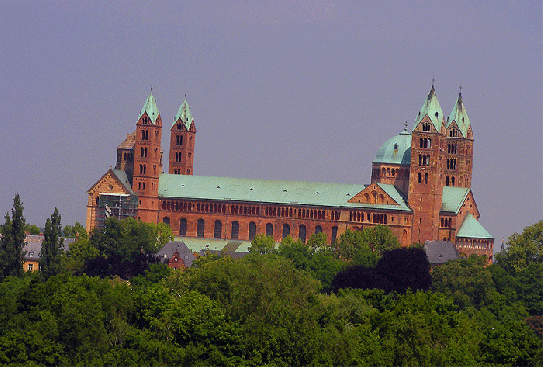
[139,91,160,124]
[413,86,443,131]
[447,92,470,137]
[174,97,193,129]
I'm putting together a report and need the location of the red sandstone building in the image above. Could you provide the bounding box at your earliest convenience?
[86,86,494,260]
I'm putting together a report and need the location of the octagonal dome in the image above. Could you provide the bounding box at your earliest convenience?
[373,130,411,165]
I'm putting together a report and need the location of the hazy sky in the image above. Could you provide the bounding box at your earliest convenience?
[1,1,541,249]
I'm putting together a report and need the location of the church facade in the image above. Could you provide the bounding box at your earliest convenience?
[86,86,494,260]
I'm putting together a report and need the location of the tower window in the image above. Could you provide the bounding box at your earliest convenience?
[176,135,183,145]
[424,172,428,184]
[418,172,422,183]
[141,130,149,140]
[175,152,182,162]
[446,176,450,186]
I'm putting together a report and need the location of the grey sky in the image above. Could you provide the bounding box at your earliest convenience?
[1,1,541,248]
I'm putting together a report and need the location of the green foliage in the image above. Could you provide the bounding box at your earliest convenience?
[495,220,543,273]
[63,221,88,240]
[0,194,26,280]
[333,225,400,266]
[39,207,64,279]
[248,234,276,254]
[432,255,498,310]
[26,224,41,235]
[64,238,100,274]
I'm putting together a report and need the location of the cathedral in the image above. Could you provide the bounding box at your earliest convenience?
[86,85,494,260]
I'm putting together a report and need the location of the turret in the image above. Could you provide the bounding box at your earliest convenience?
[169,95,196,175]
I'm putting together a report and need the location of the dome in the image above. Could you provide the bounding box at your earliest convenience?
[373,131,411,165]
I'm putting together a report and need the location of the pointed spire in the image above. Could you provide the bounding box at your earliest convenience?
[447,88,470,137]
[413,84,443,131]
[139,91,160,124]
[173,95,194,129]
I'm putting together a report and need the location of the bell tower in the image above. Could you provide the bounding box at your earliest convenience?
[445,90,474,188]
[169,95,196,175]
[132,91,163,223]
[408,85,446,244]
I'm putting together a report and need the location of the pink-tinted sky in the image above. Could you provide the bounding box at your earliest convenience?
[1,1,541,248]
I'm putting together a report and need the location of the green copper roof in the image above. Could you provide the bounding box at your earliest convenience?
[173,97,193,129]
[158,174,411,211]
[447,92,470,137]
[413,86,443,131]
[441,186,470,214]
[373,130,412,165]
[457,213,493,239]
[139,91,160,124]
[111,169,136,195]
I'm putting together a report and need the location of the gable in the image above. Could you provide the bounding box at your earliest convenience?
[348,182,399,206]
[87,169,133,196]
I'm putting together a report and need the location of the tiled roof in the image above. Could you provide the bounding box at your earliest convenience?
[159,175,411,212]
[117,131,136,150]
[441,187,470,214]
[173,97,193,129]
[111,169,136,195]
[23,236,76,261]
[447,93,471,138]
[424,240,458,265]
[457,213,493,239]
[156,241,197,267]
[139,91,160,124]
[175,236,254,257]
[413,86,444,131]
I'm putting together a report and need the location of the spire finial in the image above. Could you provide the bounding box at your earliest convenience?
[404,121,408,131]
[459,84,462,95]
[432,75,435,88]
[184,93,187,100]
[151,86,153,92]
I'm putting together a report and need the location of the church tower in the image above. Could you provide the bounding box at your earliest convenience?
[408,85,446,244]
[132,91,163,223]
[445,90,473,188]
[169,96,196,175]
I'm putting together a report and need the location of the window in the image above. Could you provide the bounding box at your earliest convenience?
[176,135,183,145]
[175,152,182,162]
[446,176,450,186]
[141,130,148,140]
[315,225,322,234]
[179,218,187,236]
[424,172,428,184]
[28,264,33,271]
[266,223,273,236]
[418,172,422,183]
[282,224,290,238]
[331,226,338,244]
[249,222,256,240]
[231,221,239,239]
[197,219,205,237]
[162,217,170,226]
[141,147,148,157]
[214,220,222,239]
[299,225,306,243]
[423,122,431,131]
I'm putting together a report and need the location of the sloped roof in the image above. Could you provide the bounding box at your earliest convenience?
[156,241,197,267]
[158,174,411,211]
[441,186,470,213]
[139,91,160,124]
[111,169,136,195]
[176,236,254,257]
[173,97,193,129]
[117,131,136,150]
[413,86,444,131]
[447,92,471,137]
[373,130,412,165]
[457,213,493,239]
[424,240,459,265]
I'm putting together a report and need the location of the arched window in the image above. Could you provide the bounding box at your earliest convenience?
[231,221,239,239]
[418,172,422,183]
[299,225,307,243]
[266,223,273,237]
[176,135,183,145]
[424,172,428,184]
[179,218,187,236]
[331,226,338,244]
[446,176,450,186]
[249,222,256,240]
[315,225,322,234]
[162,217,170,226]
[282,224,290,238]
[197,219,205,237]
[214,220,222,239]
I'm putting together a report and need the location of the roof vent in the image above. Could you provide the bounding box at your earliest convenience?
[316,191,320,194]
[435,112,439,118]
[282,189,287,192]
[217,185,221,189]
[250,188,254,191]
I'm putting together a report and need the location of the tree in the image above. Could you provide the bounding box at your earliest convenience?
[63,222,88,240]
[495,220,543,273]
[25,224,41,235]
[249,234,276,254]
[0,194,26,279]
[39,208,64,279]
[375,247,432,293]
